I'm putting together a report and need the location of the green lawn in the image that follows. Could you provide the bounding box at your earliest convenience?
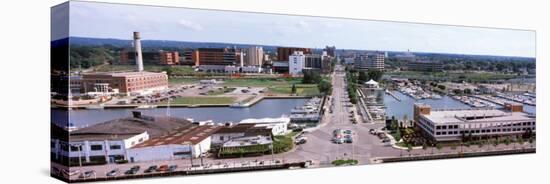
[167,96,235,105]
[268,84,321,96]
[221,78,303,87]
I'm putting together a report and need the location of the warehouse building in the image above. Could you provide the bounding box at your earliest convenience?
[128,125,221,162]
[51,112,193,166]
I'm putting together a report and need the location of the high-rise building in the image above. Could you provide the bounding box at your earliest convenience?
[277,47,312,61]
[289,51,306,75]
[354,52,385,71]
[245,46,264,66]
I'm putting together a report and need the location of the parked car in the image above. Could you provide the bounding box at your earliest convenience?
[125,166,140,175]
[295,137,307,145]
[168,165,178,172]
[62,169,80,177]
[106,169,119,177]
[144,165,157,173]
[156,165,169,172]
[79,170,95,179]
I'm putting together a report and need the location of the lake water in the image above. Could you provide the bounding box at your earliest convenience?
[52,98,308,128]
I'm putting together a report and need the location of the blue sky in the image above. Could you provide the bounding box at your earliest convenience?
[54,1,536,57]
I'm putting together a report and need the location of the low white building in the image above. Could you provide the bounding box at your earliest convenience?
[51,112,197,166]
[67,132,149,164]
[239,117,290,136]
[127,125,220,162]
[211,124,273,146]
[241,66,263,73]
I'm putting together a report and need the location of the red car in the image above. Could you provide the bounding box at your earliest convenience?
[156,165,169,172]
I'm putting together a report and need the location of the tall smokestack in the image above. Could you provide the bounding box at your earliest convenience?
[133,32,144,72]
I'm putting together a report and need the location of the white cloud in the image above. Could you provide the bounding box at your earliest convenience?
[177,18,203,31]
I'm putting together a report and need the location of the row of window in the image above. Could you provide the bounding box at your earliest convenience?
[69,144,122,152]
[435,127,535,136]
[434,122,535,130]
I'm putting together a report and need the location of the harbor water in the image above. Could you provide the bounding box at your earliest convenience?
[52,98,308,128]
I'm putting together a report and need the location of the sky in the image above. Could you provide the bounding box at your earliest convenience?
[52,1,536,57]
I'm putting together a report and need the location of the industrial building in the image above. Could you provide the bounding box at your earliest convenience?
[354,52,385,71]
[80,71,168,96]
[414,103,536,142]
[277,47,312,61]
[407,60,444,72]
[51,112,194,166]
[128,124,221,161]
[76,32,169,96]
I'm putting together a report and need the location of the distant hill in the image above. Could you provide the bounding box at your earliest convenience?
[59,37,535,62]
[67,37,283,52]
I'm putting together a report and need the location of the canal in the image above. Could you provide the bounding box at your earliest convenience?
[52,98,308,128]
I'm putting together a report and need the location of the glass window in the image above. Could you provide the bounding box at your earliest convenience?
[110,145,121,150]
[90,145,103,151]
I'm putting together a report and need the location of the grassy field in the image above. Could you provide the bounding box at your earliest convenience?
[166,96,235,105]
[385,70,517,82]
[221,78,302,87]
[268,84,320,96]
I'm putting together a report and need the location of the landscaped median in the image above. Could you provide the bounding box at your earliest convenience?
[331,159,358,166]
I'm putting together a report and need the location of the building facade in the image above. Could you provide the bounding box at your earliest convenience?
[407,61,443,72]
[193,48,239,66]
[354,52,385,71]
[414,103,536,142]
[277,47,312,61]
[289,51,306,75]
[159,51,180,65]
[245,46,264,66]
[80,72,168,96]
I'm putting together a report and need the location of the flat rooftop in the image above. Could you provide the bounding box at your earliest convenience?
[422,109,535,124]
[133,125,221,148]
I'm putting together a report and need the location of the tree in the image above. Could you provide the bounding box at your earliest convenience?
[318,79,332,94]
[367,69,384,82]
[291,84,297,94]
[358,71,368,83]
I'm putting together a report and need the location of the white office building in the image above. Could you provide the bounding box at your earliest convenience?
[289,51,306,75]
[414,103,536,142]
